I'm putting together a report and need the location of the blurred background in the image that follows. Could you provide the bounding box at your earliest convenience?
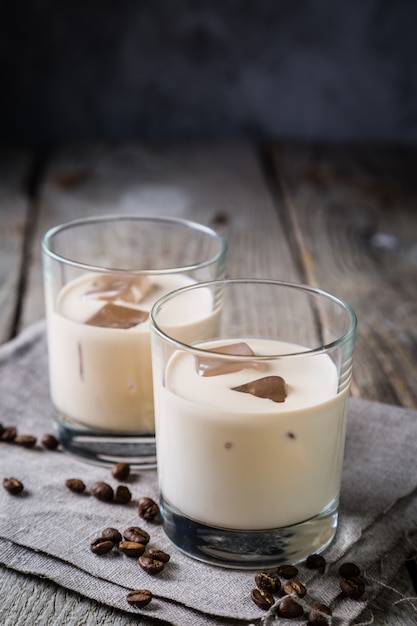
[1,0,416,146]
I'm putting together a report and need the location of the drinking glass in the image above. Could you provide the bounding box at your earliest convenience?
[42,215,226,468]
[150,279,356,568]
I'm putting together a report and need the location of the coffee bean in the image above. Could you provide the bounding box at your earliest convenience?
[3,477,24,495]
[114,485,132,504]
[308,602,332,625]
[1,426,17,442]
[119,540,146,557]
[283,579,306,598]
[41,433,59,450]
[340,576,365,600]
[111,462,130,481]
[277,596,304,618]
[276,564,299,579]
[15,435,37,448]
[255,571,280,594]
[339,562,361,579]
[65,478,86,493]
[123,526,150,545]
[251,588,275,610]
[90,537,115,555]
[306,553,326,573]
[138,496,160,522]
[126,589,153,608]
[148,548,170,563]
[138,555,165,575]
[90,481,114,502]
[102,527,122,544]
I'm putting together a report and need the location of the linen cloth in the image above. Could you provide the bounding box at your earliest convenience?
[1,321,417,626]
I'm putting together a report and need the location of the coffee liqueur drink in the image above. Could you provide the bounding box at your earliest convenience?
[47,273,215,434]
[156,338,349,530]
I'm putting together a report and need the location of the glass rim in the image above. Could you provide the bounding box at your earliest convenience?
[41,213,227,275]
[150,278,357,358]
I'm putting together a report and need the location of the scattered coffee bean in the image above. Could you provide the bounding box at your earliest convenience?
[148,548,170,563]
[3,477,24,495]
[138,496,160,522]
[339,562,361,579]
[90,481,114,502]
[251,587,275,610]
[340,576,365,600]
[276,564,299,579]
[102,527,122,544]
[126,588,153,608]
[277,596,304,618]
[283,579,306,598]
[111,462,130,481]
[119,540,146,557]
[15,434,37,448]
[123,526,150,545]
[90,537,115,555]
[1,426,17,442]
[255,571,280,594]
[41,433,59,450]
[65,478,86,493]
[306,553,326,573]
[138,555,165,575]
[114,485,132,504]
[308,602,332,625]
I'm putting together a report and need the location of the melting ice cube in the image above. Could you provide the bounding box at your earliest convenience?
[86,303,149,329]
[83,274,153,304]
[195,342,265,377]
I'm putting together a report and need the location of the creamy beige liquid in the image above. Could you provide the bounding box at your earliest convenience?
[156,338,349,529]
[46,273,215,433]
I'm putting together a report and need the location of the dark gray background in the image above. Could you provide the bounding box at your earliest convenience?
[1,0,416,145]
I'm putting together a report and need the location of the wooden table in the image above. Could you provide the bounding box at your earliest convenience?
[1,141,417,624]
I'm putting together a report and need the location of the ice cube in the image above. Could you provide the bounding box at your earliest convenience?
[85,303,149,329]
[83,274,153,304]
[195,342,265,377]
[232,375,287,403]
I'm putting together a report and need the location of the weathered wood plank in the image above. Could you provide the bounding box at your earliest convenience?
[0,150,32,343]
[269,141,417,409]
[20,141,301,330]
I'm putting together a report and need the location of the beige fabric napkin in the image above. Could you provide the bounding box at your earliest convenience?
[1,322,417,625]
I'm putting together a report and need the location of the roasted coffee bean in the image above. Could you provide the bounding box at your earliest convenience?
[119,540,146,557]
[277,596,304,618]
[114,485,132,504]
[15,434,37,448]
[276,564,299,579]
[255,571,280,594]
[65,478,86,493]
[340,576,365,600]
[138,496,160,522]
[126,589,153,608]
[90,537,115,555]
[138,555,165,575]
[1,426,17,442]
[3,477,24,495]
[308,602,332,625]
[111,462,130,481]
[41,433,59,450]
[339,562,361,579]
[251,588,275,610]
[306,553,326,573]
[148,548,170,563]
[102,527,122,544]
[90,481,114,502]
[283,579,306,598]
[123,526,150,545]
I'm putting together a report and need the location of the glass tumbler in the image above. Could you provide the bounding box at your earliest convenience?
[42,215,226,468]
[150,279,356,568]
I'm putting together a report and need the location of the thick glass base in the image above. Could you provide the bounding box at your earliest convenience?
[160,494,339,570]
[54,415,156,469]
